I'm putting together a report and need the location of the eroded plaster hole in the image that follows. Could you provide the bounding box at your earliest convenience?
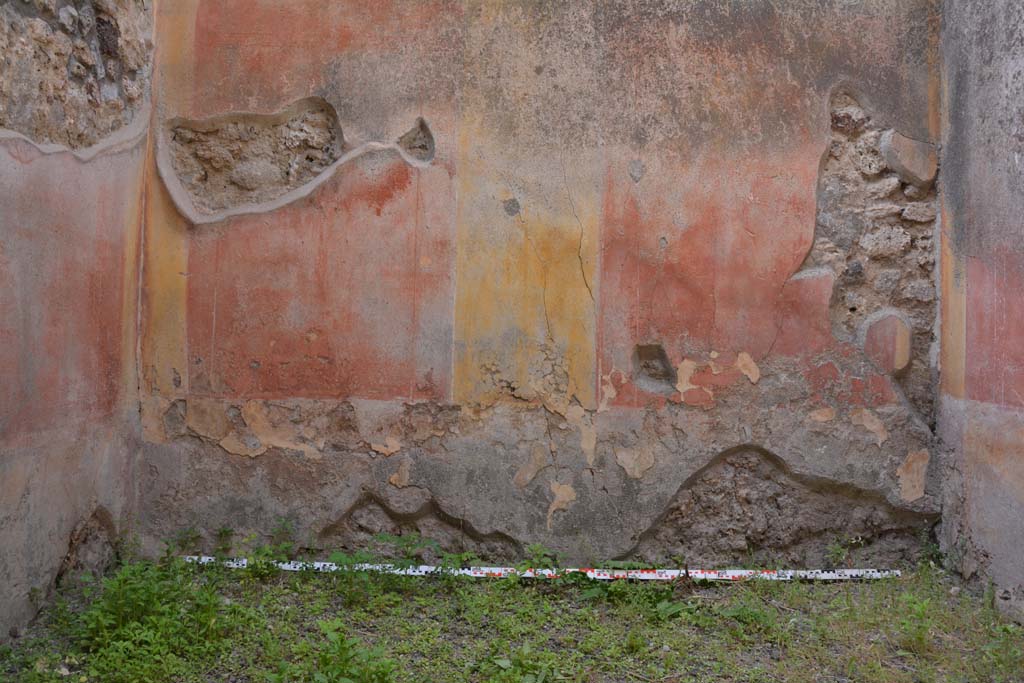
[802,90,940,421]
[633,344,676,392]
[397,117,435,162]
[166,96,344,213]
[0,0,152,149]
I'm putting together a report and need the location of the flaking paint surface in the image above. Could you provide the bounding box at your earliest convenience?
[452,114,599,409]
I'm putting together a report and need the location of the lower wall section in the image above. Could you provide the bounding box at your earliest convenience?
[0,420,137,634]
[939,397,1024,621]
[139,393,939,568]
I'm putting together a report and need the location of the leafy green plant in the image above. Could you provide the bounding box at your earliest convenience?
[239,524,301,581]
[8,554,1024,683]
[496,544,559,589]
[896,592,933,653]
[435,550,481,587]
[172,526,203,554]
[717,594,780,642]
[826,536,866,568]
[373,532,439,566]
[653,598,685,622]
[480,642,565,683]
[577,575,687,623]
[71,560,238,683]
[214,526,234,557]
[826,539,849,567]
[982,623,1024,676]
[624,628,646,655]
[271,518,298,558]
[268,618,396,683]
[519,544,558,572]
[919,528,943,565]
[438,550,481,572]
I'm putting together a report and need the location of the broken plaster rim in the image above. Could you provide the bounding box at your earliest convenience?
[0,102,151,162]
[155,99,434,227]
[788,265,838,282]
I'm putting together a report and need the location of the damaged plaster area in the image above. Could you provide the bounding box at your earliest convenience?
[161,100,436,220]
[318,496,521,564]
[166,97,344,213]
[55,507,118,586]
[0,0,151,148]
[806,93,939,421]
[141,388,938,566]
[631,449,934,568]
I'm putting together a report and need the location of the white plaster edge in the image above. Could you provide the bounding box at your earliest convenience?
[154,100,433,227]
[0,102,152,162]
[788,265,837,282]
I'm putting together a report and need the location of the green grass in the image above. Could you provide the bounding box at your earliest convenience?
[3,552,1023,683]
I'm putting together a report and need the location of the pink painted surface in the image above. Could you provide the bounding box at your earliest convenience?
[0,141,136,441]
[965,250,1024,409]
[191,0,458,117]
[863,313,909,374]
[169,0,922,414]
[595,149,897,409]
[186,152,455,401]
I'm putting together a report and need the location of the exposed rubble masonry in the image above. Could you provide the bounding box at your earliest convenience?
[0,0,151,149]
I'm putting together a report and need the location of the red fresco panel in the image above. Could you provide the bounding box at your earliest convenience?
[191,0,457,116]
[186,151,454,402]
[0,143,133,440]
[597,150,819,408]
[965,250,1024,408]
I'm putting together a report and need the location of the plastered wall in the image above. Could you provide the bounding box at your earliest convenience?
[0,0,151,633]
[3,0,1021,635]
[137,0,944,570]
[938,0,1024,621]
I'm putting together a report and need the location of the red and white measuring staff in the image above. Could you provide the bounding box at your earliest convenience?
[183,556,899,582]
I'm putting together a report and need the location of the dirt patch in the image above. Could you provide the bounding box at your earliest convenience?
[0,0,151,148]
[805,92,938,422]
[630,449,935,568]
[166,97,343,213]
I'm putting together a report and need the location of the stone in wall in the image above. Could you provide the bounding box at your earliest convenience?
[807,93,939,423]
[164,100,436,217]
[0,0,151,148]
[55,507,118,585]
